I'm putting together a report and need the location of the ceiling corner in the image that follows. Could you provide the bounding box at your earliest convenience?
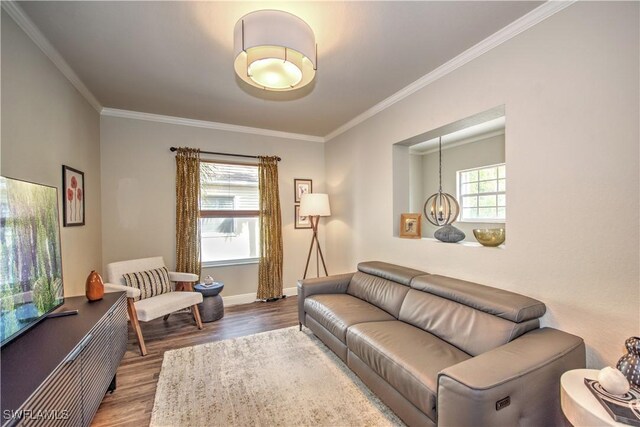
[2,0,102,112]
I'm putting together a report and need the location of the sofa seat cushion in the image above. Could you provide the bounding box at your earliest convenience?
[304,294,395,343]
[347,321,471,419]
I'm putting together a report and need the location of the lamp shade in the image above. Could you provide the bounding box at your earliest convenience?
[233,10,317,91]
[300,193,331,217]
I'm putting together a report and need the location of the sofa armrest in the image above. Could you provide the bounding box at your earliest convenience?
[297,273,354,327]
[104,282,141,299]
[437,327,585,427]
[168,271,199,283]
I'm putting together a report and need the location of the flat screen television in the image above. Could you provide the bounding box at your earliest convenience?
[0,176,64,347]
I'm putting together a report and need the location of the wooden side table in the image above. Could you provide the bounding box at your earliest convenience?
[561,368,627,426]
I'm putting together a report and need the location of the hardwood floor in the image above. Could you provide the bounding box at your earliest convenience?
[92,296,298,426]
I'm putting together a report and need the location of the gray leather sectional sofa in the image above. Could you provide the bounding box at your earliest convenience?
[297,261,585,426]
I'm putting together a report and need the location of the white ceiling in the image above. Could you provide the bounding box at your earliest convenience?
[16,1,543,138]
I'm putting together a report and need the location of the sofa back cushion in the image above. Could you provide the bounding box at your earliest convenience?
[411,275,546,323]
[346,262,429,317]
[399,274,546,356]
[357,261,428,286]
[347,272,410,318]
[399,289,540,356]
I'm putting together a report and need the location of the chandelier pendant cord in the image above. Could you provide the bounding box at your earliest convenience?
[438,137,443,193]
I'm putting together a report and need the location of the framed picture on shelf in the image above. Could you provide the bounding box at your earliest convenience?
[399,213,421,238]
[62,165,85,227]
[295,205,312,229]
[294,178,312,203]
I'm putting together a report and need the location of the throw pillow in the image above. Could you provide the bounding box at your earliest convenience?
[123,267,172,301]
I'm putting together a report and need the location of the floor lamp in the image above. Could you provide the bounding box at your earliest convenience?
[300,193,331,279]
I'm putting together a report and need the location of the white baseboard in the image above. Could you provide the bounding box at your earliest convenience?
[222,286,298,307]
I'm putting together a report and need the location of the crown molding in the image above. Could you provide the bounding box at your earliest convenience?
[2,0,321,142]
[1,0,102,112]
[324,0,576,142]
[101,108,326,143]
[3,0,574,141]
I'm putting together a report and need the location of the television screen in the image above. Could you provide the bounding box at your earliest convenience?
[0,177,64,347]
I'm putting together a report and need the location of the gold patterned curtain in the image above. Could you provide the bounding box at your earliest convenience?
[257,156,283,300]
[175,147,201,278]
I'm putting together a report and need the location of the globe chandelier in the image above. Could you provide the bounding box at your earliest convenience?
[423,137,460,226]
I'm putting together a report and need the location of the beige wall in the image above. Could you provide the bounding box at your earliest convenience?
[419,133,505,240]
[325,2,639,368]
[1,12,102,297]
[100,116,325,298]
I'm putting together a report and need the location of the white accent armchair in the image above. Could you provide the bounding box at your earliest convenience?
[104,256,203,356]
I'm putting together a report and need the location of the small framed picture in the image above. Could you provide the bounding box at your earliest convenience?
[62,165,85,227]
[399,213,421,239]
[295,205,312,229]
[294,179,312,203]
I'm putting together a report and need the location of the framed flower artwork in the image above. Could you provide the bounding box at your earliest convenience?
[62,165,85,226]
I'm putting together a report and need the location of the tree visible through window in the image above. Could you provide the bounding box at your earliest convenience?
[457,163,506,222]
[200,162,260,264]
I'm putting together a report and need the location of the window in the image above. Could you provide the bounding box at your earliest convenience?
[457,163,506,222]
[200,162,259,265]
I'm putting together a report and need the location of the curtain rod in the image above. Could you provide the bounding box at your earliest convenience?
[169,147,281,162]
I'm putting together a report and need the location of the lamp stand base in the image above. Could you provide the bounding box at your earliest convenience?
[303,216,328,279]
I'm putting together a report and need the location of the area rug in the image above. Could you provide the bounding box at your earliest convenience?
[150,326,404,427]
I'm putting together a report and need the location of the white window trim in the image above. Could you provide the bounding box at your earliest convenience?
[456,162,506,223]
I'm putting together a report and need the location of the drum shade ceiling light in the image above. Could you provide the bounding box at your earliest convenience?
[233,10,317,91]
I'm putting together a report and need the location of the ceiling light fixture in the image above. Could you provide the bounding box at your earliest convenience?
[424,137,460,226]
[233,10,317,91]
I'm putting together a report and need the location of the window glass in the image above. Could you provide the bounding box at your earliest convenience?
[457,163,506,222]
[200,162,260,264]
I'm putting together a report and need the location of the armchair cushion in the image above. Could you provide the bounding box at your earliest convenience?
[107,256,167,285]
[135,291,203,322]
[123,267,172,301]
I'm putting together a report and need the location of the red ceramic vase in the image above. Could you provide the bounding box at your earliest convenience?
[86,270,104,302]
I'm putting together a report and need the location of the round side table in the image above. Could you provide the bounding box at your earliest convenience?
[194,283,224,323]
[561,368,627,427]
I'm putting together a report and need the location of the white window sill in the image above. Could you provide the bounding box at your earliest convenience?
[202,258,260,268]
